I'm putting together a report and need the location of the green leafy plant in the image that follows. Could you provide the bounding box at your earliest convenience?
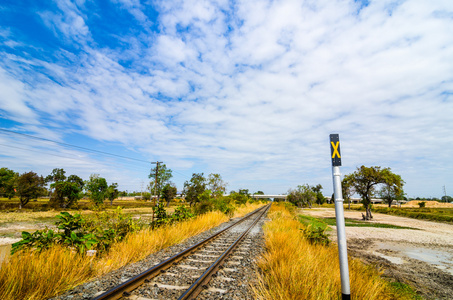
[11,229,57,254]
[171,205,194,222]
[418,201,426,208]
[151,202,169,228]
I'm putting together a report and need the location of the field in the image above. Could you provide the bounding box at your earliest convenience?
[0,197,177,247]
[0,197,158,211]
[346,200,453,223]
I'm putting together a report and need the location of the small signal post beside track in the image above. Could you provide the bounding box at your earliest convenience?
[330,133,351,300]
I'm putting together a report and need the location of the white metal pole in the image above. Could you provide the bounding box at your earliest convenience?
[330,133,350,300]
[332,165,351,300]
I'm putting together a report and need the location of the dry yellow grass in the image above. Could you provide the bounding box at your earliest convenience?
[0,210,62,224]
[403,200,453,208]
[232,202,266,218]
[0,202,265,300]
[95,210,230,274]
[0,245,95,300]
[253,204,410,300]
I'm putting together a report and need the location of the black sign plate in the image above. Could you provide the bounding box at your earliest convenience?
[330,134,341,166]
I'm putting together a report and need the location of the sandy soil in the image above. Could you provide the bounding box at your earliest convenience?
[301,208,453,300]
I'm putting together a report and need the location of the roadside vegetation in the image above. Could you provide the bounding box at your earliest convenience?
[0,201,266,300]
[0,164,270,300]
[253,203,419,300]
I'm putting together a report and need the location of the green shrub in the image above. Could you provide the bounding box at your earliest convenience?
[151,202,169,228]
[193,200,214,215]
[12,209,143,254]
[418,201,426,208]
[171,205,194,222]
[301,225,330,246]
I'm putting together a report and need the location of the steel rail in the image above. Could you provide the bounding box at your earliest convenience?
[92,204,269,300]
[178,203,271,300]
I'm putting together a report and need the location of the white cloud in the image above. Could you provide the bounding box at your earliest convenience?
[0,68,38,123]
[1,0,453,196]
[39,0,90,44]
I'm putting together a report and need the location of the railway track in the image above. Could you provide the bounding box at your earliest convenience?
[92,204,270,300]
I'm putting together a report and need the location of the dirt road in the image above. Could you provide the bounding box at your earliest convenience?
[301,208,453,300]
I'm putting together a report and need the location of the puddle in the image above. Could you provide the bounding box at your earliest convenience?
[376,242,453,275]
[372,251,405,264]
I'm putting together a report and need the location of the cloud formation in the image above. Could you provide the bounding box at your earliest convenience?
[0,0,452,196]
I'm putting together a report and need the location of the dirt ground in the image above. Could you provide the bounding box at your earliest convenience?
[301,208,453,300]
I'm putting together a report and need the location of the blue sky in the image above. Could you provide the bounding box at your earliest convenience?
[0,0,452,198]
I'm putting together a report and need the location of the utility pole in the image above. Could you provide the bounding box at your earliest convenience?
[140,180,143,199]
[151,161,162,226]
[151,161,163,205]
[443,185,447,202]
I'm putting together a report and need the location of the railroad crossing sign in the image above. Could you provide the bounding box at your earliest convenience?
[330,134,341,166]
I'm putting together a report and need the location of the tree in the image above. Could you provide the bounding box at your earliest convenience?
[67,174,84,190]
[379,171,405,207]
[207,173,227,197]
[84,174,108,206]
[343,166,404,220]
[49,174,85,208]
[441,195,452,203]
[311,184,325,205]
[106,183,119,206]
[287,184,316,208]
[148,163,172,202]
[342,176,354,209]
[229,191,248,205]
[0,167,18,199]
[16,171,45,208]
[184,173,206,207]
[161,183,177,207]
[238,189,250,197]
[50,181,82,208]
[45,168,67,184]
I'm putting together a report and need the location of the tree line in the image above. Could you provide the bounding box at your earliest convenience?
[0,167,120,209]
[0,164,258,210]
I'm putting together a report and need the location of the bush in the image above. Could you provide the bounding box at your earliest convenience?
[301,225,330,246]
[193,200,214,215]
[151,202,169,228]
[418,201,426,208]
[12,208,143,254]
[171,205,194,222]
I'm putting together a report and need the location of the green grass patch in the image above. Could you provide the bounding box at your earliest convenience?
[298,215,332,231]
[299,214,416,230]
[388,282,423,300]
[322,217,416,229]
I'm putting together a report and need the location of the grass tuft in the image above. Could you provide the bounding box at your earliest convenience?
[0,246,95,300]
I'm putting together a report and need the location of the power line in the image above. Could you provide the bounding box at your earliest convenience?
[0,143,149,173]
[0,128,193,182]
[0,128,150,164]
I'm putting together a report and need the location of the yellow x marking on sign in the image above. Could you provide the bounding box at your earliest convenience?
[331,141,340,158]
